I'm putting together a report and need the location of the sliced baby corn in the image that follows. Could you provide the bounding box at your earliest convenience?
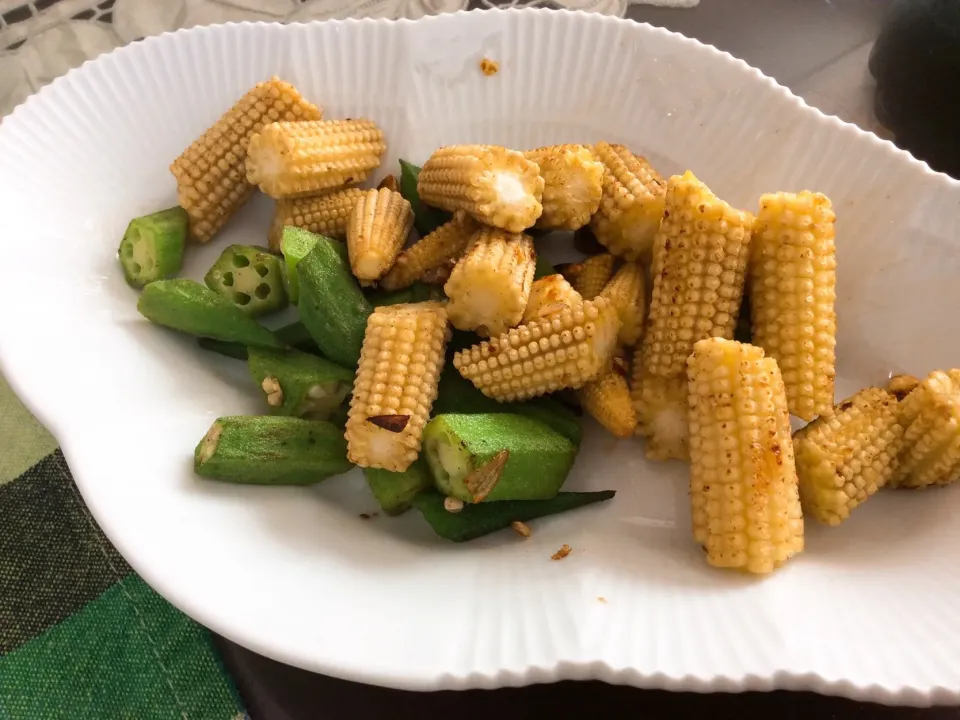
[632,370,690,461]
[523,144,604,230]
[794,387,902,525]
[443,227,536,336]
[171,77,322,243]
[590,142,666,260]
[599,261,646,347]
[268,188,363,250]
[565,253,616,300]
[522,273,583,323]
[750,191,837,421]
[379,212,478,291]
[346,302,450,472]
[453,297,621,403]
[246,119,386,199]
[578,371,637,438]
[687,338,804,575]
[893,369,960,489]
[417,145,544,232]
[346,188,414,284]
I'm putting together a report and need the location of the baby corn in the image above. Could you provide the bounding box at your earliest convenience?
[444,228,536,336]
[522,274,583,323]
[750,191,837,421]
[566,253,616,300]
[246,119,386,199]
[268,188,363,250]
[794,388,902,525]
[590,142,666,260]
[893,369,960,489]
[599,261,646,347]
[523,144,604,230]
[170,77,322,243]
[417,145,544,232]
[632,371,690,461]
[346,188,414,284]
[453,297,621,402]
[379,213,478,291]
[578,371,637,438]
[642,170,753,379]
[346,302,450,472]
[687,338,804,575]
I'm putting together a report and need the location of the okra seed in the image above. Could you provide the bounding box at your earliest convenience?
[233,292,251,306]
[222,272,234,287]
[232,253,250,268]
[254,263,269,278]
[444,497,464,513]
[255,283,271,299]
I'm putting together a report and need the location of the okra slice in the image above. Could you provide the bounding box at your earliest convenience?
[117,206,188,288]
[364,458,433,516]
[138,279,282,348]
[423,414,577,503]
[204,244,288,317]
[297,235,373,367]
[412,489,616,542]
[368,282,445,308]
[274,320,322,354]
[399,159,451,236]
[194,416,352,485]
[279,227,347,304]
[248,347,353,419]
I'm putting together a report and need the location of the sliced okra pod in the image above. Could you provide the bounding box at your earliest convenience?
[364,458,433,516]
[279,227,347,304]
[204,244,288,317]
[117,206,188,288]
[248,347,353,420]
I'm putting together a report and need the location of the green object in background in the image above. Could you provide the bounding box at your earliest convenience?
[117,206,187,288]
[247,346,353,419]
[364,459,434,516]
[399,159,451,236]
[533,254,556,280]
[368,281,444,308]
[412,489,616,542]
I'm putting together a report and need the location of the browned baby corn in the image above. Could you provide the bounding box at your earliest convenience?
[523,144,604,230]
[246,119,386,199]
[893,369,960,489]
[345,302,450,472]
[566,253,616,300]
[590,142,667,260]
[750,191,837,421]
[417,145,544,232]
[346,188,414,283]
[443,228,536,336]
[268,188,363,250]
[170,77,322,243]
[599,261,646,346]
[379,213,478,291]
[887,374,921,401]
[687,338,804,575]
[522,274,583,323]
[578,371,637,438]
[793,388,902,526]
[453,297,621,402]
[632,372,690,461]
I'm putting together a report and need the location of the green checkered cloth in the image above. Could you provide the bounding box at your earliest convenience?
[0,375,248,720]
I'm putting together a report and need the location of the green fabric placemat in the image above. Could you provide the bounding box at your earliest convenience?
[0,377,248,720]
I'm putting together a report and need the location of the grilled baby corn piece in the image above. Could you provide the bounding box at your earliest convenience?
[599,261,646,346]
[246,119,386,199]
[893,369,960,489]
[523,144,604,230]
[590,142,667,260]
[444,228,536,336]
[641,170,753,379]
[453,297,621,402]
[268,188,363,250]
[171,77,322,243]
[687,338,804,575]
[345,302,450,472]
[346,188,414,283]
[522,274,583,323]
[578,371,637,438]
[379,213,478,291]
[565,253,616,300]
[750,191,837,421]
[417,145,544,232]
[632,371,690,461]
[793,387,902,525]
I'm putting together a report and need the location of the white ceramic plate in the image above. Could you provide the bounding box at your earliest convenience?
[2,8,960,705]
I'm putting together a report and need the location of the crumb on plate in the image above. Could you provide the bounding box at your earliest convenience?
[551,543,572,560]
[511,520,531,538]
[480,58,499,76]
[597,596,607,604]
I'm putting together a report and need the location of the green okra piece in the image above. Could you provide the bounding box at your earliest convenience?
[204,244,288,317]
[433,368,582,446]
[248,346,353,420]
[117,206,188,288]
[194,416,352,485]
[368,281,445,308]
[279,227,346,304]
[274,321,322,354]
[399,159,451,236]
[364,458,433,516]
[297,237,373,368]
[533,254,557,280]
[423,413,577,503]
[412,489,616,542]
[138,279,282,348]
[198,337,249,361]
